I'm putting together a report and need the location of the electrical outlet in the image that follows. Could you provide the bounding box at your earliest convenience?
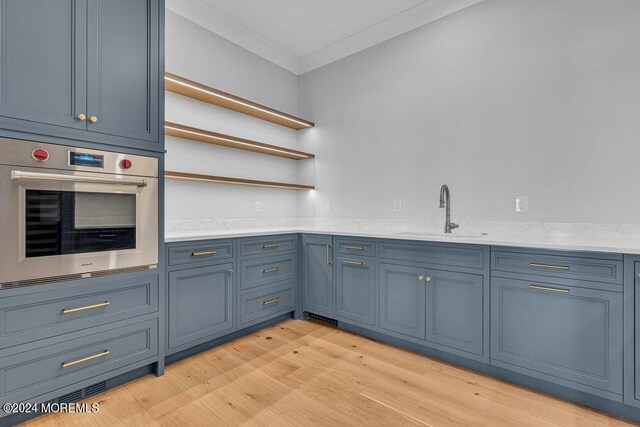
[254,201,261,213]
[393,199,402,213]
[515,197,528,213]
[324,201,332,213]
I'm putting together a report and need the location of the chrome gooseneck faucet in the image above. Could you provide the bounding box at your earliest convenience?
[439,184,459,234]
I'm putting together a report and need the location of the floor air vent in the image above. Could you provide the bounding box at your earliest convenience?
[56,380,107,404]
[308,313,338,326]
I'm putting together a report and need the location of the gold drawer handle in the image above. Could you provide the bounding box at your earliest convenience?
[192,250,217,257]
[530,263,570,271]
[227,268,235,275]
[263,297,281,306]
[344,245,364,251]
[263,243,281,249]
[62,301,111,315]
[343,260,365,266]
[76,113,86,121]
[529,284,570,294]
[89,115,98,124]
[263,267,280,274]
[62,350,110,368]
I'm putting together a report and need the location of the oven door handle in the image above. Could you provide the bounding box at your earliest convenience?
[11,170,147,187]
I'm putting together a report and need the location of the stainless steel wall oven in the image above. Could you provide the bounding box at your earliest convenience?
[0,138,158,287]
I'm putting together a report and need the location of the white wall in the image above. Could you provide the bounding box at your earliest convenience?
[165,11,301,221]
[298,0,640,224]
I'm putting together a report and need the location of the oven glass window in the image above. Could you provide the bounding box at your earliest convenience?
[25,190,136,258]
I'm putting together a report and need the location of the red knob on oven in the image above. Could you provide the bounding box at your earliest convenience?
[31,148,49,162]
[119,159,132,169]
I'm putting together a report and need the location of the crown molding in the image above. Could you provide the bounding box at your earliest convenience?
[299,0,484,74]
[166,0,300,74]
[166,0,484,76]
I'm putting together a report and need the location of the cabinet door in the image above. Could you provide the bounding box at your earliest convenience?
[86,0,159,143]
[168,263,235,350]
[379,263,426,340]
[0,0,86,130]
[302,235,333,316]
[491,277,623,394]
[336,257,375,326]
[425,269,484,356]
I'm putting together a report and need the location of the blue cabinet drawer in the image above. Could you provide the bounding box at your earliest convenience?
[238,281,295,328]
[0,319,158,404]
[379,241,485,270]
[240,254,296,291]
[0,273,158,349]
[491,250,622,285]
[491,277,622,396]
[168,241,234,267]
[335,238,376,258]
[239,235,297,257]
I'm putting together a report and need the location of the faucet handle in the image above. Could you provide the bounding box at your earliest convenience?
[449,222,460,230]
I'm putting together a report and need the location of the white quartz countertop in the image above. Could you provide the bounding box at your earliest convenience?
[165,225,640,255]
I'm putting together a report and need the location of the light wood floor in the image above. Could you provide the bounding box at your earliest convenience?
[23,320,635,426]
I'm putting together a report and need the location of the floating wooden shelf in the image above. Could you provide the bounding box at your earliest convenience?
[165,171,315,191]
[165,72,315,130]
[165,122,314,160]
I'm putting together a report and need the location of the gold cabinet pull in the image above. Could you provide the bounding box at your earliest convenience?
[227,268,235,274]
[89,115,98,123]
[192,250,217,257]
[263,267,280,274]
[263,243,281,249]
[530,263,570,271]
[343,260,364,266]
[62,301,110,315]
[425,276,432,282]
[529,284,570,294]
[62,350,110,368]
[418,275,425,281]
[76,113,86,121]
[344,245,364,251]
[263,297,281,306]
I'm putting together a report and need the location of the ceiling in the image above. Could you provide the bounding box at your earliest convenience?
[166,0,484,75]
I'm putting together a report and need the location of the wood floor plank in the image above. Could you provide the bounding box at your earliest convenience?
[21,319,635,427]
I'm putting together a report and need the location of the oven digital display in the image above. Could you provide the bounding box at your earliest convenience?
[69,152,104,168]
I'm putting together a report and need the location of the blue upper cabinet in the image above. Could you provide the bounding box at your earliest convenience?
[0,0,87,131]
[0,0,163,153]
[302,235,334,317]
[86,0,159,145]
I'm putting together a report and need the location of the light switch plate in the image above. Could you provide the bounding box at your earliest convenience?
[515,197,528,213]
[393,199,402,213]
[254,201,261,213]
[325,201,332,213]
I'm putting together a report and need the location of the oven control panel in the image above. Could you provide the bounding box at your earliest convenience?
[0,137,157,178]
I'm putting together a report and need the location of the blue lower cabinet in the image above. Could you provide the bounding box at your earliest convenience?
[168,263,235,351]
[238,281,295,329]
[0,318,157,405]
[379,263,426,340]
[491,277,623,396]
[425,269,484,356]
[302,235,334,316]
[336,257,375,326]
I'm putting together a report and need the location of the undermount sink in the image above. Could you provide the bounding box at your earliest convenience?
[395,231,487,239]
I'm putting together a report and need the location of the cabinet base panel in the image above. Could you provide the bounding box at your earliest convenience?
[339,321,640,422]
